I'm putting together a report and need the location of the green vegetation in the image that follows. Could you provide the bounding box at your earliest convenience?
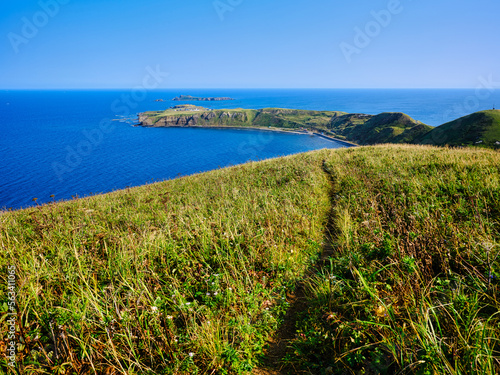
[0,152,332,374]
[139,108,433,145]
[328,112,431,145]
[417,110,500,148]
[140,108,258,128]
[1,145,500,374]
[285,145,500,374]
[140,108,500,149]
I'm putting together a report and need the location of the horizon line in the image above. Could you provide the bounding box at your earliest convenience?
[0,87,482,91]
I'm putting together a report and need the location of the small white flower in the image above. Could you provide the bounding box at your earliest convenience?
[151,306,159,313]
[206,292,211,296]
[228,287,232,291]
[214,292,218,296]
[185,302,191,306]
[166,315,174,320]
[189,352,195,357]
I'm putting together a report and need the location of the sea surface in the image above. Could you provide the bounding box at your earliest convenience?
[1,89,499,210]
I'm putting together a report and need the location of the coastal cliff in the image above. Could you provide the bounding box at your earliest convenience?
[138,110,250,127]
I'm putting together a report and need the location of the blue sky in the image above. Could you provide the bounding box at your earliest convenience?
[0,0,498,89]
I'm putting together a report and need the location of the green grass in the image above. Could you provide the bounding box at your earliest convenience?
[258,109,346,129]
[0,152,332,374]
[1,145,500,374]
[287,145,500,374]
[418,110,500,148]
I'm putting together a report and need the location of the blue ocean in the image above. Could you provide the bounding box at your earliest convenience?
[1,89,498,210]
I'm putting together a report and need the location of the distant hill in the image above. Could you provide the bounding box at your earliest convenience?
[416,110,500,148]
[328,112,432,145]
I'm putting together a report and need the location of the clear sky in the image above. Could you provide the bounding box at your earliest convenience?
[0,0,498,89]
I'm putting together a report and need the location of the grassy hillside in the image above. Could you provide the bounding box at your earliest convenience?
[285,145,500,374]
[1,145,500,374]
[328,112,432,145]
[0,152,333,374]
[417,110,500,148]
[139,108,433,145]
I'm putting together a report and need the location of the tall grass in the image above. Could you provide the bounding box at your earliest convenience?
[1,144,499,374]
[0,151,332,374]
[289,145,500,374]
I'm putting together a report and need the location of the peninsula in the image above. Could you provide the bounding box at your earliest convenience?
[138,107,500,148]
[138,107,431,146]
[172,95,235,101]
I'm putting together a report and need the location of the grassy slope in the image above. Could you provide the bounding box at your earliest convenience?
[1,145,500,374]
[0,152,333,374]
[288,145,500,374]
[417,110,500,148]
[328,112,432,145]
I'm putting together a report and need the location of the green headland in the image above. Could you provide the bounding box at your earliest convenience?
[139,107,500,148]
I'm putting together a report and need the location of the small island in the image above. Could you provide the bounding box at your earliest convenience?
[172,95,235,101]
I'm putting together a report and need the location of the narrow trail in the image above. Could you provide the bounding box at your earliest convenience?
[253,161,337,375]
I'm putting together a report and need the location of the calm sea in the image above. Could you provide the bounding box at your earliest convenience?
[1,89,498,210]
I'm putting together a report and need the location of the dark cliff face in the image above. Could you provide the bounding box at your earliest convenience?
[140,115,200,127]
[138,111,248,127]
